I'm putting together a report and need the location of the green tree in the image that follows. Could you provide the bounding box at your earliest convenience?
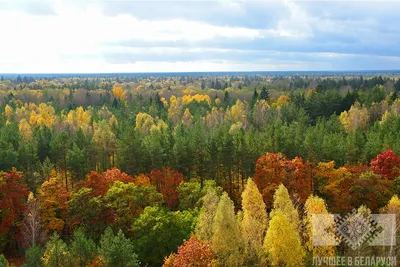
[42,233,72,267]
[99,228,139,267]
[70,229,97,267]
[105,181,163,235]
[22,244,43,267]
[67,143,86,184]
[259,86,269,101]
[131,206,197,267]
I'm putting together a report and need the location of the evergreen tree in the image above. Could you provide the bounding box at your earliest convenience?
[259,86,269,101]
[22,245,43,267]
[99,228,139,267]
[223,91,231,107]
[42,233,72,267]
[70,229,97,267]
[250,89,259,109]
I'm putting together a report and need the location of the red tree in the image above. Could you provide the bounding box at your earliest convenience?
[169,236,214,267]
[85,168,134,196]
[0,170,29,251]
[254,153,288,208]
[150,168,183,209]
[370,149,400,180]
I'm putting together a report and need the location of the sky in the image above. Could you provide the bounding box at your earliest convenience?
[1,0,400,73]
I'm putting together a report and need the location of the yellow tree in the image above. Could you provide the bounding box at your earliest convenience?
[39,178,69,234]
[303,195,336,262]
[271,184,300,229]
[241,179,268,265]
[181,108,194,127]
[19,119,33,140]
[135,112,155,135]
[37,103,56,128]
[196,189,220,241]
[168,96,183,126]
[112,85,127,101]
[93,120,117,170]
[384,195,400,257]
[339,101,369,132]
[211,192,243,266]
[4,104,13,121]
[264,210,305,267]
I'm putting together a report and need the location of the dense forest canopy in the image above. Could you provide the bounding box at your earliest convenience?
[0,72,399,266]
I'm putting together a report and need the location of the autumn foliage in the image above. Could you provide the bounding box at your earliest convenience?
[0,170,29,250]
[84,168,134,196]
[370,149,400,180]
[165,236,214,267]
[150,168,183,209]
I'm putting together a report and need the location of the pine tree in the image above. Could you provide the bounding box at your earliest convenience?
[70,229,97,267]
[196,188,220,241]
[211,192,243,266]
[22,244,43,267]
[259,86,269,101]
[250,89,259,109]
[241,179,268,265]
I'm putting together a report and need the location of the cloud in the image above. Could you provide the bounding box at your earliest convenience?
[0,0,399,73]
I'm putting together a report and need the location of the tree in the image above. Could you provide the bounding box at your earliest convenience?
[254,153,288,208]
[177,180,203,210]
[150,168,184,210]
[211,192,243,266]
[370,149,400,180]
[166,236,214,267]
[0,170,29,251]
[264,210,305,267]
[105,181,163,235]
[271,184,300,229]
[195,188,220,241]
[38,178,69,234]
[22,244,43,267]
[0,254,9,267]
[50,132,69,190]
[67,188,106,238]
[349,171,391,212]
[241,179,267,265]
[22,192,46,248]
[67,143,86,184]
[99,228,139,267]
[259,86,269,101]
[92,120,116,171]
[70,229,97,267]
[383,195,400,258]
[131,206,197,267]
[303,195,335,264]
[42,233,72,267]
[84,168,133,196]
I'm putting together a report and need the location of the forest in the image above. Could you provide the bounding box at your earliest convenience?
[0,72,399,266]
